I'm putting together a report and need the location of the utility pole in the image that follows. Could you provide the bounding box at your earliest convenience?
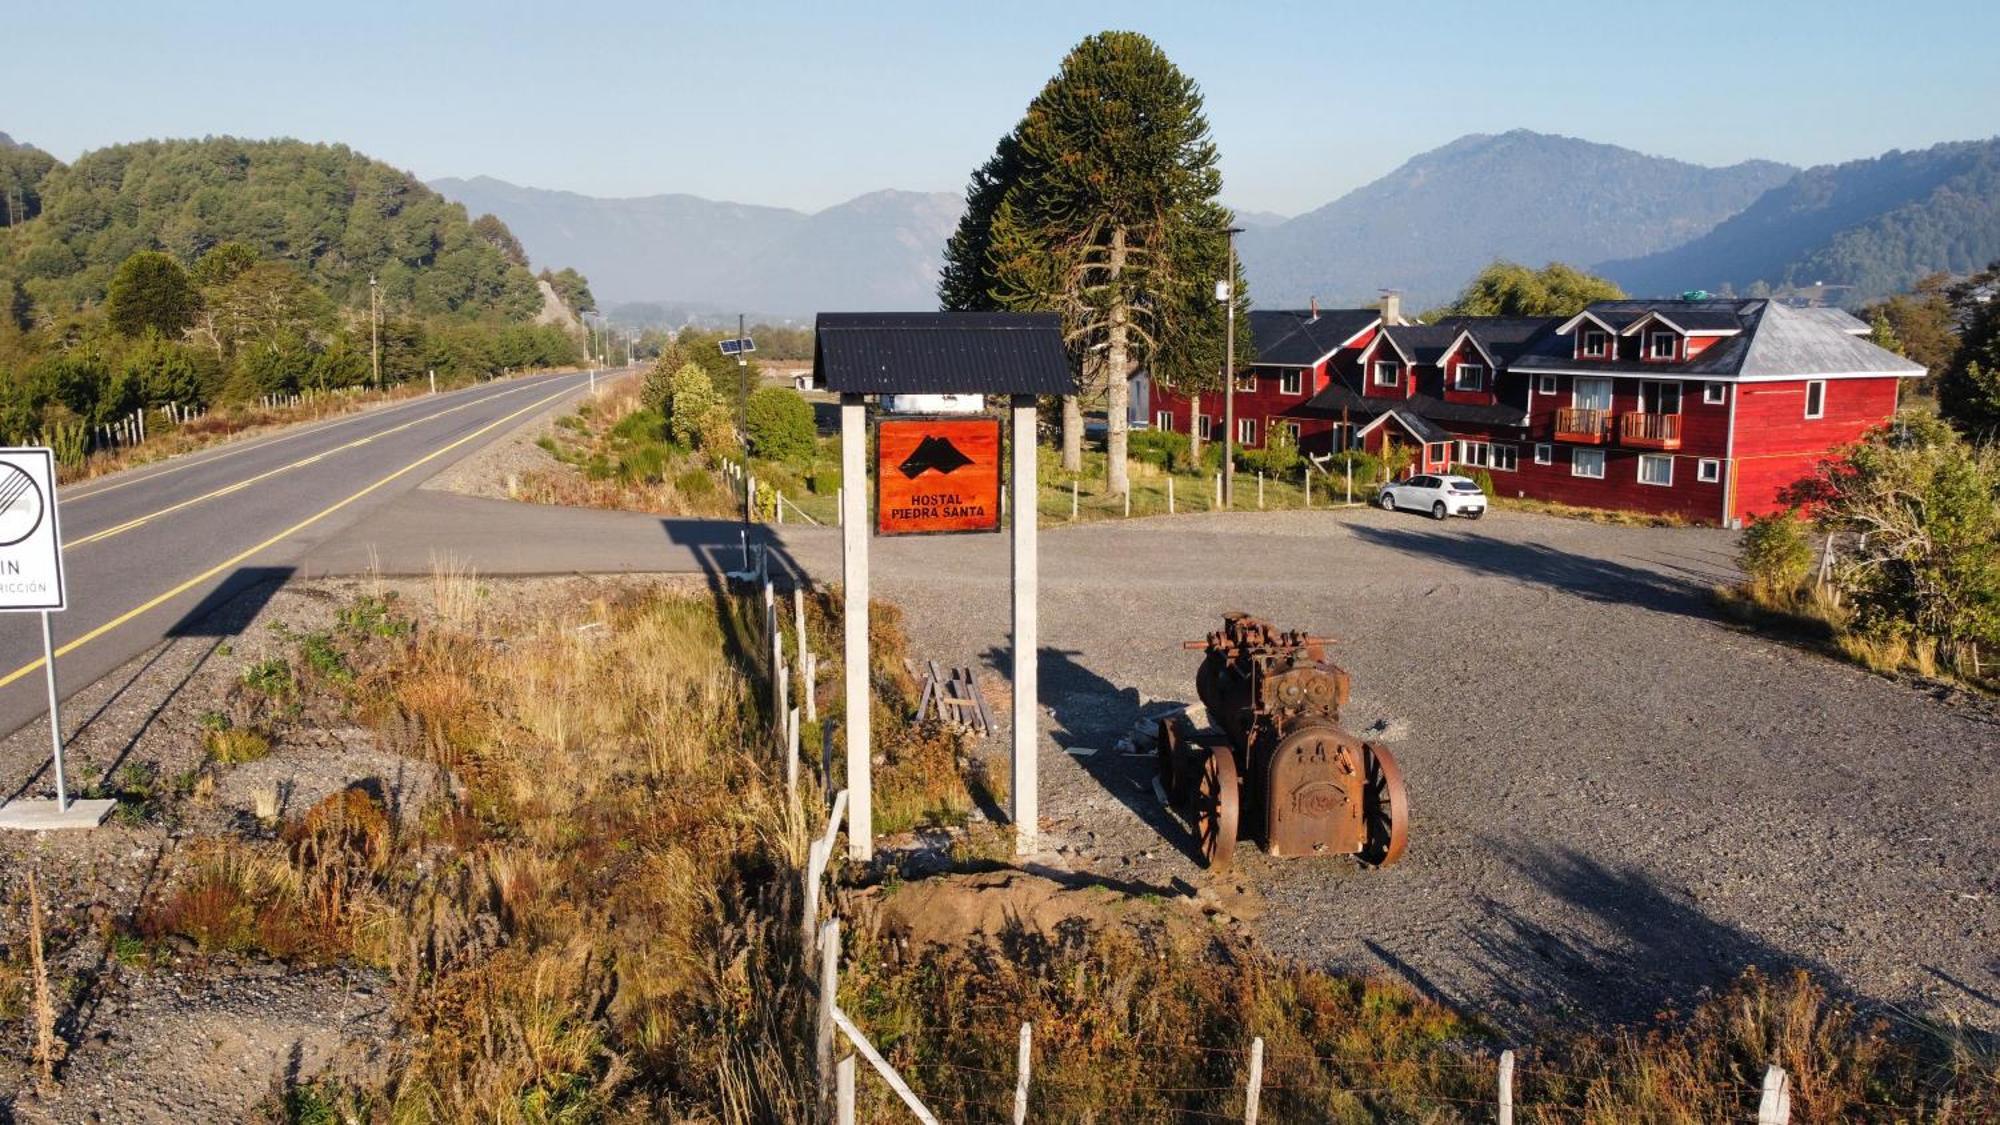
[369,275,381,390]
[1220,226,1242,508]
[736,312,749,438]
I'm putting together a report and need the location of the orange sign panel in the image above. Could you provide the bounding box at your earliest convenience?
[875,416,1002,536]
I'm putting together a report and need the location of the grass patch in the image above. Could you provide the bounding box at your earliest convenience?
[203,726,273,765]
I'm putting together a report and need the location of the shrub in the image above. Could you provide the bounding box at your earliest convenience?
[1738,513,1814,596]
[809,466,842,496]
[609,407,668,446]
[204,727,272,765]
[1128,428,1189,470]
[1471,468,1496,497]
[662,363,724,448]
[743,386,816,463]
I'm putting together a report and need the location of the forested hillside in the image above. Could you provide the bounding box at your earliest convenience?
[0,136,592,452]
[1601,138,2000,302]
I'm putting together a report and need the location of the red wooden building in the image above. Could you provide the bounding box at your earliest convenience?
[1149,295,1922,525]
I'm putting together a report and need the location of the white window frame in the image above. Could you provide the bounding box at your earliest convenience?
[1538,373,1558,396]
[1805,380,1826,419]
[1455,439,1517,472]
[1637,454,1673,487]
[1703,382,1727,405]
[1571,448,1605,479]
[1639,379,1683,416]
[1453,363,1485,392]
[1197,414,1212,440]
[1154,410,1173,431]
[1581,329,1610,358]
[1372,360,1401,388]
[1647,331,1678,361]
[1238,417,1256,445]
[1696,457,1721,483]
[1426,442,1451,467]
[1273,419,1301,446]
[1280,369,1303,395]
[1533,443,1552,465]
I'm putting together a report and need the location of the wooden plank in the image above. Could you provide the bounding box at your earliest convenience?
[832,1006,943,1125]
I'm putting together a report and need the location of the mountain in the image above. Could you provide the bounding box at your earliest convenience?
[3,137,551,320]
[1238,130,1795,310]
[429,176,963,316]
[1599,138,2000,303]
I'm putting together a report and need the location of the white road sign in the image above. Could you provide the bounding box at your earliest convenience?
[0,448,66,612]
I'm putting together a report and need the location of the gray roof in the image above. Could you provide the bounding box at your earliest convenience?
[1379,325,1459,366]
[1302,383,1526,429]
[812,312,1076,396]
[1431,315,1558,366]
[1792,306,1871,336]
[1365,408,1453,445]
[1513,299,1922,379]
[1249,308,1381,366]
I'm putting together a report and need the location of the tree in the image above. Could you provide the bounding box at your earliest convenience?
[744,386,817,462]
[473,214,528,267]
[191,241,259,289]
[941,31,1244,493]
[1941,295,2000,439]
[106,251,200,338]
[1858,273,1958,383]
[663,362,725,448]
[1430,261,1624,319]
[541,267,596,315]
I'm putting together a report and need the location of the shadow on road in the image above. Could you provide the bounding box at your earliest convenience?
[1347,523,1720,619]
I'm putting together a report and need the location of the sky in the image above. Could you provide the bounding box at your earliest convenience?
[13,0,2000,217]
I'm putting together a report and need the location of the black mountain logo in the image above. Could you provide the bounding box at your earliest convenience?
[898,435,974,479]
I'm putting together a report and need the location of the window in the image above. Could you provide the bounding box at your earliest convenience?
[1805,380,1826,419]
[1234,371,1258,393]
[1455,440,1517,471]
[1572,376,1614,411]
[1280,369,1303,395]
[1154,410,1174,431]
[1697,458,1722,483]
[1703,382,1727,405]
[1198,415,1212,440]
[1648,331,1678,360]
[1426,443,1451,466]
[1238,417,1256,445]
[1533,443,1552,465]
[1637,454,1673,487]
[1538,374,1558,396]
[1274,420,1301,447]
[1372,360,1401,388]
[1155,371,1172,389]
[1581,329,1610,358]
[1639,380,1682,415]
[1571,448,1605,479]
[1453,363,1485,392]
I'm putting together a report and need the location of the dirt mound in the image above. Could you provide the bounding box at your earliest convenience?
[864,869,1247,952]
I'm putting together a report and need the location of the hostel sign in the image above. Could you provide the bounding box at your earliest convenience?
[875,417,1002,536]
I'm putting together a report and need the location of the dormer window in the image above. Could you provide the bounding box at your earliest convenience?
[1372,360,1401,388]
[1581,329,1610,358]
[1647,331,1678,361]
[1453,363,1485,392]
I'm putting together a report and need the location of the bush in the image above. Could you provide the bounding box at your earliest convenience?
[743,387,816,463]
[1738,512,1814,596]
[809,466,842,496]
[1321,450,1383,487]
[609,407,668,445]
[1128,428,1189,470]
[663,363,724,448]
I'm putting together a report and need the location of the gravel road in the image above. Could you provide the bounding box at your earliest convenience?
[841,504,2000,1033]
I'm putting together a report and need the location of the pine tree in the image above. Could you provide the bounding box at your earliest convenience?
[107,251,200,338]
[940,31,1248,491]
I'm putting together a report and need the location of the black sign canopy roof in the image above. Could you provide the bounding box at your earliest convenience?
[812,312,1077,397]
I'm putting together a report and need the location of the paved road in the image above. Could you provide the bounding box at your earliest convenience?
[0,370,598,753]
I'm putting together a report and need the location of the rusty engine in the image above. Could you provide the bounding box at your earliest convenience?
[1157,613,1408,868]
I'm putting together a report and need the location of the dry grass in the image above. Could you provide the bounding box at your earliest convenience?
[1491,494,1691,527]
[1715,581,1995,692]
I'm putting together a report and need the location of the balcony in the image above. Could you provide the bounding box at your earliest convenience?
[1620,412,1683,450]
[1554,407,1611,444]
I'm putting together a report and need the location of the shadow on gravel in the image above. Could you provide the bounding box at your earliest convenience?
[995,643,1206,866]
[1462,840,1832,1030]
[1348,524,1717,619]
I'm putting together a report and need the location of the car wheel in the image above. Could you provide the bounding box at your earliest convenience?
[1380,492,1395,511]
[1431,501,1447,520]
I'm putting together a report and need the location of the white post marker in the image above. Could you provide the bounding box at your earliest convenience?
[0,449,112,829]
[1011,395,1039,855]
[839,395,871,860]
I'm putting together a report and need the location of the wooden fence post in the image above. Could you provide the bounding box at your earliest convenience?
[804,653,818,723]
[1257,470,1264,508]
[1498,1049,1514,1125]
[818,918,840,1104]
[793,586,808,671]
[1168,476,1175,514]
[1014,1022,1032,1125]
[786,707,801,800]
[1757,1064,1791,1125]
[836,1055,856,1125]
[1305,470,1312,508]
[1070,479,1078,520]
[1244,1036,1264,1125]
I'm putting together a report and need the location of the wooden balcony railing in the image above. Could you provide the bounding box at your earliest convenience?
[1554,407,1611,444]
[1620,412,1683,450]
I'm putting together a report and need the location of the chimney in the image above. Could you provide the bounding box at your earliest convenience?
[1379,290,1402,326]
[1309,296,1319,322]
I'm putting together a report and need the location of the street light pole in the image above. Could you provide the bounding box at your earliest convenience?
[1220,227,1242,508]
[736,312,749,438]
[369,275,381,390]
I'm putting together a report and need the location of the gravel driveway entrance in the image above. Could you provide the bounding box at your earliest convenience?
[845,505,2000,1032]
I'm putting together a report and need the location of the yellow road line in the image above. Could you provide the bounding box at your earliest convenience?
[0,380,582,693]
[61,375,567,550]
[57,372,563,505]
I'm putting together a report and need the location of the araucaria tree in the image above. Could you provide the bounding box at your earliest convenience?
[941,31,1246,492]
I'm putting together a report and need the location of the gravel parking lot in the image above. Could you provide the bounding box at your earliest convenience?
[846,505,2000,1033]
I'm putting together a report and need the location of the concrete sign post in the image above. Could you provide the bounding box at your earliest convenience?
[0,448,113,830]
[839,394,872,860]
[1009,395,1039,854]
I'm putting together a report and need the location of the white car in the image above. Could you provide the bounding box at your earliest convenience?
[1378,474,1487,520]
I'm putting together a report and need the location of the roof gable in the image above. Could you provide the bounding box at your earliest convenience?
[1249,308,1380,366]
